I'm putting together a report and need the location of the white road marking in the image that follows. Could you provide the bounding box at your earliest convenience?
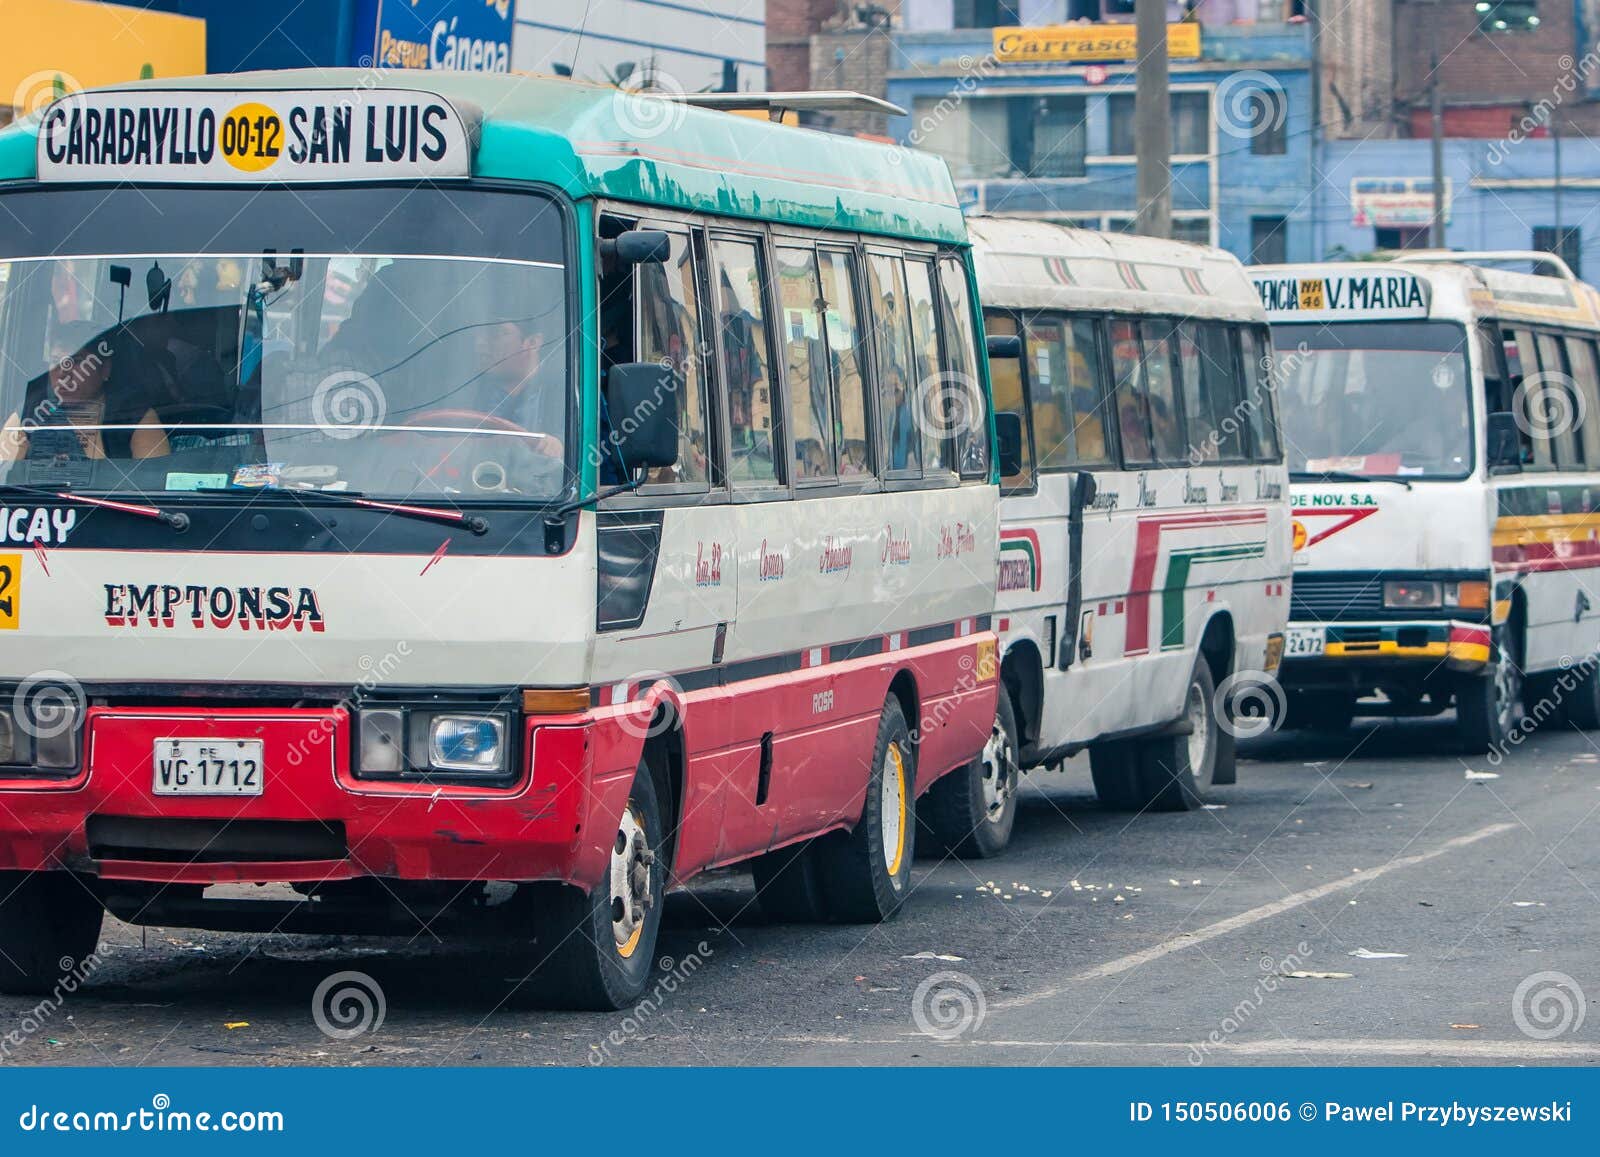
[997,821,1518,1008]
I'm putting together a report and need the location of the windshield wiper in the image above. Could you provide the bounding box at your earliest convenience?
[193,487,489,535]
[0,484,190,529]
[1291,469,1413,492]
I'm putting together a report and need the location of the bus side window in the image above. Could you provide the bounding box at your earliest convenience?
[1506,328,1552,469]
[866,252,921,477]
[1140,320,1186,465]
[1237,326,1282,463]
[774,245,836,483]
[819,247,872,478]
[635,229,710,487]
[1108,316,1154,466]
[985,310,1034,490]
[1535,331,1582,469]
[709,236,781,488]
[937,255,988,478]
[904,256,950,476]
[1564,334,1600,468]
[1180,321,1246,462]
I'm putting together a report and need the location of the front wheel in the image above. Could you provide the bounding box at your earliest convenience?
[530,765,666,1010]
[0,871,103,996]
[813,696,916,922]
[920,691,1020,858]
[1456,628,1523,752]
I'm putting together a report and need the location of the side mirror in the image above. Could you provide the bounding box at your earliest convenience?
[606,230,672,266]
[995,411,1025,478]
[986,333,1022,360]
[607,361,680,470]
[1487,410,1522,472]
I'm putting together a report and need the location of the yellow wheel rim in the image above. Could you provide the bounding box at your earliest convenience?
[883,743,907,876]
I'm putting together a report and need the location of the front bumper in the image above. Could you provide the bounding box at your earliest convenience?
[1280,620,1491,686]
[0,705,629,887]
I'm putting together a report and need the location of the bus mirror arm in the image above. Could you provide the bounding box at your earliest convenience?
[1486,411,1523,473]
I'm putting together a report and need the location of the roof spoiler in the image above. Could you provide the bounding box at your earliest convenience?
[674,90,906,122]
[1394,249,1578,281]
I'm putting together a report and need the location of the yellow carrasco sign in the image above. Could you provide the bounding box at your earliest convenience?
[994,22,1201,64]
[36,89,474,183]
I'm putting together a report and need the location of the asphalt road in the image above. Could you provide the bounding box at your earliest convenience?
[5,713,1599,1068]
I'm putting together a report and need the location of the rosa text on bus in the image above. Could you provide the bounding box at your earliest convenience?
[0,73,1003,1009]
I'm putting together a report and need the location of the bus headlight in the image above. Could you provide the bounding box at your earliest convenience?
[355,702,513,781]
[1383,580,1442,609]
[1445,580,1490,610]
[0,698,83,775]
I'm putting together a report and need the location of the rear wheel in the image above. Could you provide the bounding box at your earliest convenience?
[1457,627,1523,752]
[1089,738,1142,811]
[1564,659,1600,730]
[1140,661,1219,813]
[531,766,665,1010]
[813,696,916,923]
[0,871,103,996]
[751,840,828,923]
[920,691,1020,858]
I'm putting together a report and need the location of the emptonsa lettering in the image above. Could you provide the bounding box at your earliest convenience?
[38,89,473,183]
[104,583,325,631]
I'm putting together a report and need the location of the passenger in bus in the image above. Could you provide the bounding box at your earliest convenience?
[1072,388,1108,461]
[468,317,563,454]
[1118,393,1152,462]
[1,323,170,464]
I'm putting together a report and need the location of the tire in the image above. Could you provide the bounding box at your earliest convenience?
[530,765,666,1010]
[751,840,828,923]
[1564,659,1600,730]
[813,696,916,923]
[1140,660,1220,813]
[1456,626,1524,753]
[919,691,1020,859]
[1089,738,1142,811]
[0,871,103,996]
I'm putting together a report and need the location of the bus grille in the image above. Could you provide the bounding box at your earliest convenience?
[1289,571,1489,623]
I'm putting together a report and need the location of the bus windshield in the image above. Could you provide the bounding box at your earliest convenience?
[0,196,569,503]
[1273,320,1471,480]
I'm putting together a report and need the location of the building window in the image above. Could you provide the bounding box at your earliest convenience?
[912,95,1085,179]
[1250,216,1288,265]
[1172,218,1213,245]
[1108,92,1210,157]
[952,0,1022,27]
[1532,226,1582,278]
[1374,226,1429,251]
[1248,88,1287,155]
[1476,0,1540,33]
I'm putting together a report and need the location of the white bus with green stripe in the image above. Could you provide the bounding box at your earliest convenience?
[927,218,1290,855]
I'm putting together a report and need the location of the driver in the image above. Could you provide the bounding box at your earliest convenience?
[467,317,562,457]
[1,322,169,465]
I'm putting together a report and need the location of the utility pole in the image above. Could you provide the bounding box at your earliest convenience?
[1428,25,1446,249]
[1554,115,1564,265]
[1134,0,1171,239]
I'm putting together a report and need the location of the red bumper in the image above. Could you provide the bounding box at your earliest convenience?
[0,707,630,887]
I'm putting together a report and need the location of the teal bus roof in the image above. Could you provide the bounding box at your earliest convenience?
[0,69,968,246]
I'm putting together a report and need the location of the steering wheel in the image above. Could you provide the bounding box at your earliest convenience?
[385,408,557,488]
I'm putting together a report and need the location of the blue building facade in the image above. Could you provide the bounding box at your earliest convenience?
[886,19,1316,264]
